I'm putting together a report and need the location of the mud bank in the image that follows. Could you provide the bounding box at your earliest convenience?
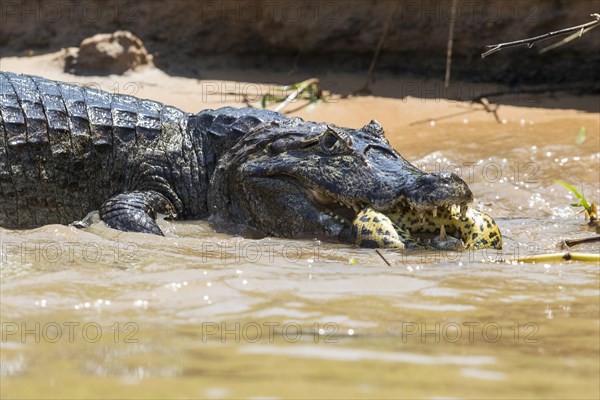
[1,0,599,89]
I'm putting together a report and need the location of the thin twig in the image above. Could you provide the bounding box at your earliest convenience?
[408,109,478,126]
[375,249,391,267]
[481,13,600,58]
[356,2,399,94]
[408,98,502,126]
[474,97,502,124]
[444,0,458,88]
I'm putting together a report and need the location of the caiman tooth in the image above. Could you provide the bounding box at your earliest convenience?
[439,224,446,240]
[460,203,468,218]
[432,207,438,218]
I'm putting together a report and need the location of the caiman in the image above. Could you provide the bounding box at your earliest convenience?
[0,72,501,250]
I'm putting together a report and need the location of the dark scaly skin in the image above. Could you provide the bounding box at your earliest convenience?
[0,72,495,249]
[0,71,203,234]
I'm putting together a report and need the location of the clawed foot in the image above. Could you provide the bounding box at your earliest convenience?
[69,211,98,229]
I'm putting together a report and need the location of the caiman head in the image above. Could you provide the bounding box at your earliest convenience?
[207,118,478,246]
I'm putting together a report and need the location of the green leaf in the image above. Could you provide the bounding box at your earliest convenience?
[575,126,587,145]
[554,180,591,210]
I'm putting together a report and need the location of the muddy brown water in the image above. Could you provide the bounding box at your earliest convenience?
[1,114,599,399]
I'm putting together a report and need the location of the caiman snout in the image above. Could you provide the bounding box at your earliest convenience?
[408,171,473,211]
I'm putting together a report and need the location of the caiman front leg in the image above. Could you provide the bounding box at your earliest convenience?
[99,191,177,235]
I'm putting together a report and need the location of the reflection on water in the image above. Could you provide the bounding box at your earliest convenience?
[1,117,598,399]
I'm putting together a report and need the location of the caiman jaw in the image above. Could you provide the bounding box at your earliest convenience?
[307,185,474,247]
[308,188,362,227]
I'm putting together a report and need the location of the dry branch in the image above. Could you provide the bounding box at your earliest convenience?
[561,236,600,249]
[481,13,600,58]
[515,252,600,263]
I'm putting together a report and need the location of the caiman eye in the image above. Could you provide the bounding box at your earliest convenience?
[320,131,340,153]
[320,125,353,154]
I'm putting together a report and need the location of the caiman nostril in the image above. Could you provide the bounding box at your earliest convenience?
[416,174,440,185]
[426,171,466,187]
[429,171,454,180]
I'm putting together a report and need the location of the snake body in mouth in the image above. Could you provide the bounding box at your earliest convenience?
[352,205,502,250]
